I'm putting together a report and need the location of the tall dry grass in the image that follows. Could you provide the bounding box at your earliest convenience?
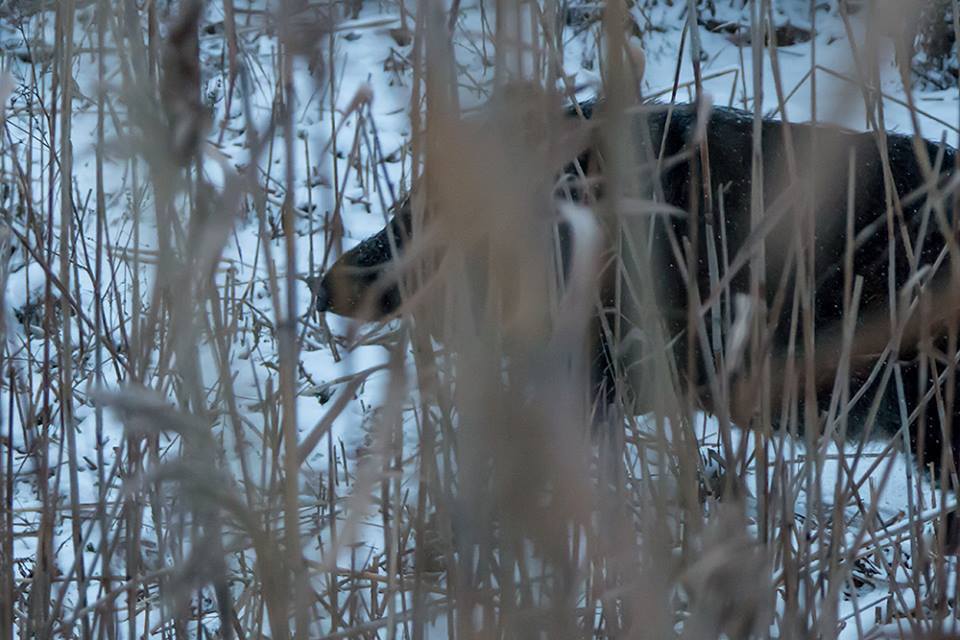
[0,0,958,638]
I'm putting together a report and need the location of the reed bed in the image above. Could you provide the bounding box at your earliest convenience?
[0,0,958,637]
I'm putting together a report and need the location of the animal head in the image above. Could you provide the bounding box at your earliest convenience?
[314,91,600,329]
[314,202,412,321]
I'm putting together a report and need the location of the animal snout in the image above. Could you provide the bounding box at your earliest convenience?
[306,274,332,313]
[314,279,330,313]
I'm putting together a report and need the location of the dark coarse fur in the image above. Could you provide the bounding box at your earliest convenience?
[316,100,960,474]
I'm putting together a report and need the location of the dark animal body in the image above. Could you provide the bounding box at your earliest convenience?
[316,101,960,474]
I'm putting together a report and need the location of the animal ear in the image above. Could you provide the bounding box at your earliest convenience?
[554,202,603,337]
[545,202,610,412]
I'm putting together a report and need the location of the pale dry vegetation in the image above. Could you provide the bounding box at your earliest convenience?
[0,0,959,638]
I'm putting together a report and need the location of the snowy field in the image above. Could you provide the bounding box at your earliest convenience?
[1,0,960,637]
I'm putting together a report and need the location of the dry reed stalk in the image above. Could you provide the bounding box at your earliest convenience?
[0,0,958,637]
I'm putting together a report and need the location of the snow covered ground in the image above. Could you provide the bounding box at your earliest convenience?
[1,0,959,637]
